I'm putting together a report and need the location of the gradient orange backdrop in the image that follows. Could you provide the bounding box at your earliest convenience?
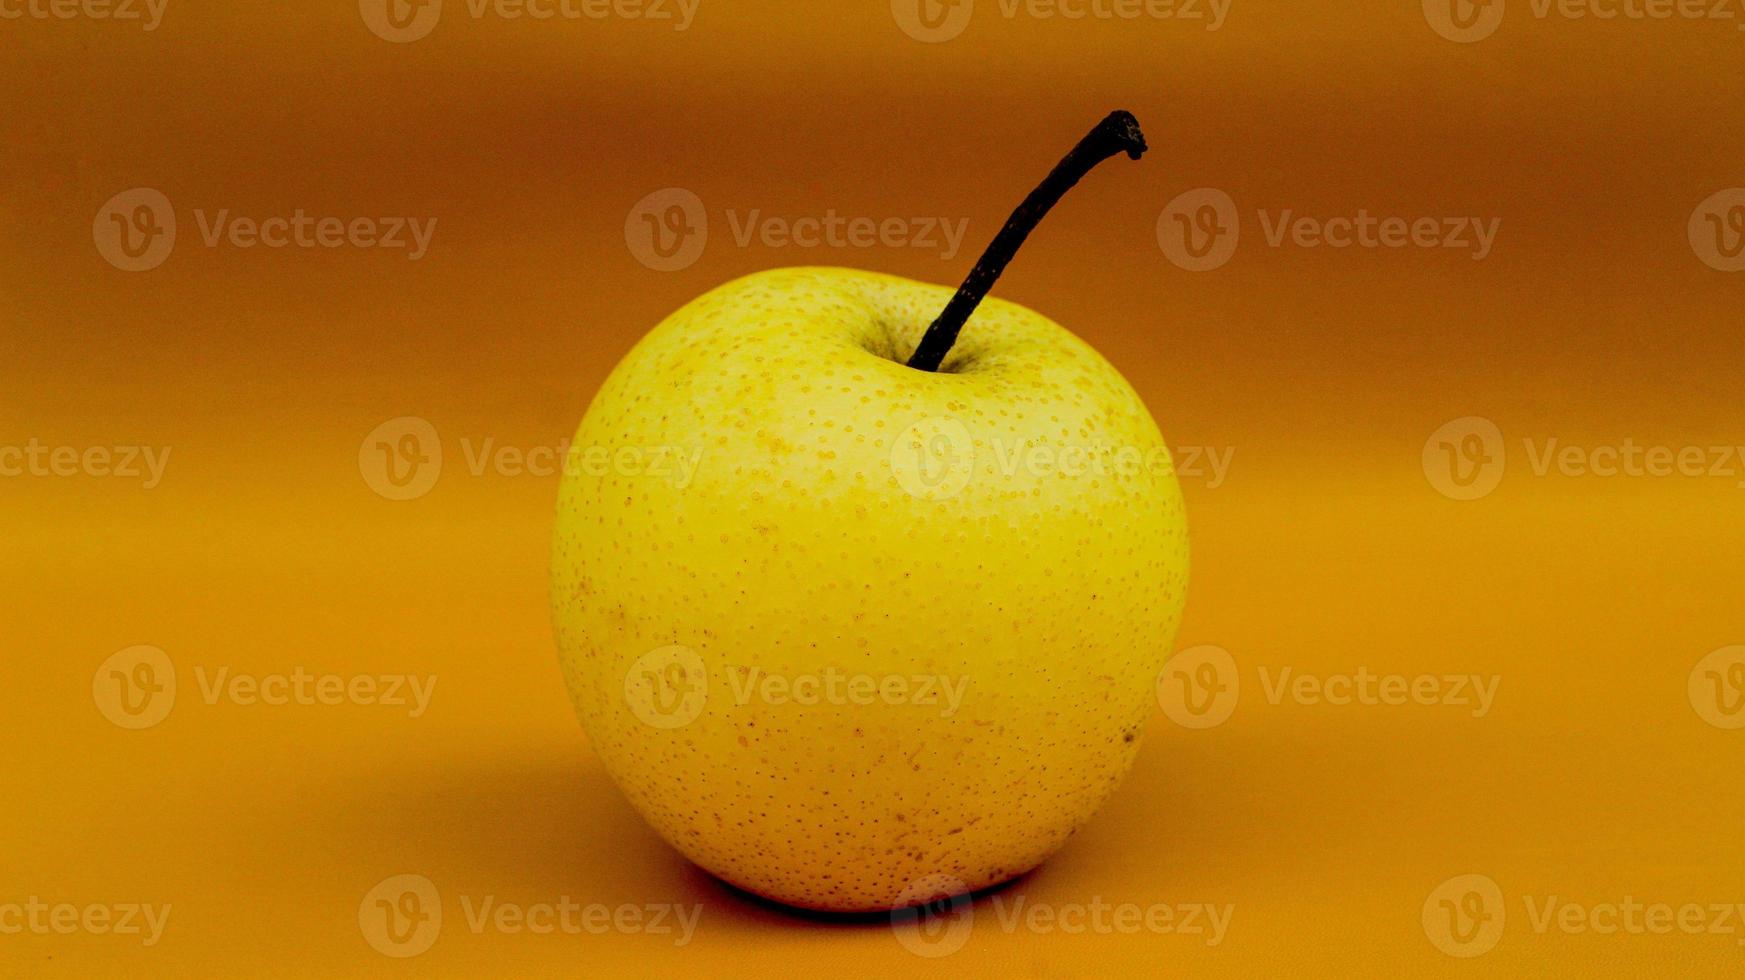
[4,0,1744,975]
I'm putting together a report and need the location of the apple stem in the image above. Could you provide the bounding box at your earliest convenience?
[905,110,1148,373]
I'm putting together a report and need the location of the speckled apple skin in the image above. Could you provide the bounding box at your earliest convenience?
[551,267,1188,912]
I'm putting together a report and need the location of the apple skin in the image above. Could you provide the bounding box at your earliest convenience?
[552,266,1188,912]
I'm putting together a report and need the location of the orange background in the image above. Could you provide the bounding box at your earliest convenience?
[4,0,1744,975]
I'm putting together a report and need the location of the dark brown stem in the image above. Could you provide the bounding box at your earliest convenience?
[905,110,1148,373]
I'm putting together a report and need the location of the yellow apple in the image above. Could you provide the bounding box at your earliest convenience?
[552,113,1187,912]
